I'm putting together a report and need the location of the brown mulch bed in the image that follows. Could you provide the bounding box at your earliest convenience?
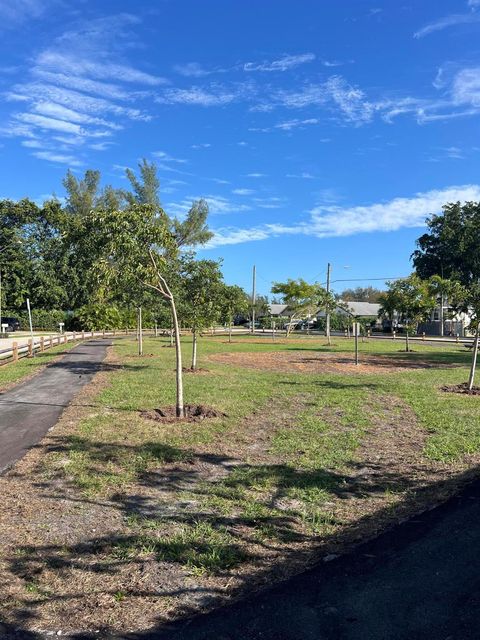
[208,350,456,375]
[442,382,480,396]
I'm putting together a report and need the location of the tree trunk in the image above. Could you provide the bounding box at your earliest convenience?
[440,293,444,338]
[405,330,409,352]
[170,298,184,418]
[169,317,174,347]
[138,306,143,356]
[228,321,232,343]
[191,329,198,370]
[468,323,480,391]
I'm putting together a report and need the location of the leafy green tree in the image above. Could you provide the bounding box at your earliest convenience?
[63,169,101,217]
[379,275,435,352]
[219,284,250,342]
[413,201,480,384]
[341,286,383,303]
[179,258,224,369]
[412,201,480,286]
[271,279,332,339]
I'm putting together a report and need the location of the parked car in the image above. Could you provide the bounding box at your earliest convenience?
[1,317,20,332]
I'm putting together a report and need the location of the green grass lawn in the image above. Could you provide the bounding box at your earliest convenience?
[3,333,480,634]
[0,340,79,390]
[56,335,480,559]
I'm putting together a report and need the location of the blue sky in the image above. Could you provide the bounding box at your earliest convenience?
[1,0,480,296]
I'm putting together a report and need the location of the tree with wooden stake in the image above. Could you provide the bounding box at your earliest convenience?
[180,258,224,370]
[379,276,435,352]
[219,284,250,343]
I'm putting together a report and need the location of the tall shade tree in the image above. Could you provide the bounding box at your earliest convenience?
[412,201,480,286]
[413,200,480,385]
[219,284,250,342]
[180,258,224,370]
[63,170,101,217]
[379,275,435,352]
[341,286,383,303]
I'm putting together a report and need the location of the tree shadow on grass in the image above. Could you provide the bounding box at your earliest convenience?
[3,434,480,639]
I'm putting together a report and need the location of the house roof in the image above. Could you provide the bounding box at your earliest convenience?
[268,303,289,316]
[338,301,381,317]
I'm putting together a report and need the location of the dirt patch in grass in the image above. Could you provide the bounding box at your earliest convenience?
[441,382,480,395]
[208,350,455,374]
[182,367,210,374]
[140,404,226,423]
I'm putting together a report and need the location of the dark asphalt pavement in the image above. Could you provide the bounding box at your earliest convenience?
[0,338,111,474]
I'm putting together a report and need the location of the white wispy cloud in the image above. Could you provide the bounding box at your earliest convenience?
[414,12,480,38]
[232,188,255,195]
[286,172,316,179]
[168,194,251,216]
[244,53,315,72]
[191,143,212,149]
[173,62,212,77]
[1,13,160,166]
[156,84,242,106]
[32,150,83,167]
[246,172,267,178]
[0,0,57,24]
[152,150,187,163]
[269,76,377,124]
[203,185,480,248]
[275,117,319,130]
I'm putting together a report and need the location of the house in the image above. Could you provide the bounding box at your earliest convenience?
[268,303,292,317]
[418,305,472,336]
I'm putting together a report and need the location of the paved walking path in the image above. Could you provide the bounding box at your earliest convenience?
[0,338,111,474]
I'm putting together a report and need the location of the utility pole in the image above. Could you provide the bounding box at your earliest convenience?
[251,265,256,334]
[325,262,331,344]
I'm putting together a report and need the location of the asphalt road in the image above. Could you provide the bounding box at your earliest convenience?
[0,338,111,474]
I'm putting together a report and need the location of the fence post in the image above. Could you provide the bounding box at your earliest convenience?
[28,338,33,357]
[64,334,68,344]
[103,329,105,338]
[393,331,396,340]
[73,331,76,341]
[113,329,116,336]
[422,332,425,341]
[12,341,18,362]
[49,335,53,349]
[456,333,460,344]
[81,330,85,340]
[40,336,44,352]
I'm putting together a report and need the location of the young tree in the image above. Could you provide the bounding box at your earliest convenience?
[180,258,224,370]
[271,279,332,338]
[219,284,250,342]
[79,204,190,415]
[379,275,435,352]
